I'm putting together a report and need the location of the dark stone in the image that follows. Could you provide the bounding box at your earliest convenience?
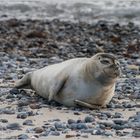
[50,126,56,131]
[23,120,33,126]
[3,109,15,114]
[81,134,88,138]
[0,119,8,123]
[26,128,34,133]
[99,124,106,129]
[74,112,81,115]
[91,129,105,135]
[34,127,44,133]
[7,123,21,130]
[77,123,88,130]
[54,122,66,131]
[18,99,29,107]
[132,130,140,137]
[104,131,113,136]
[18,134,29,139]
[40,131,50,136]
[77,119,84,123]
[113,124,125,130]
[0,126,7,131]
[50,131,60,136]
[113,112,123,118]
[29,103,41,109]
[17,112,28,119]
[68,123,77,130]
[6,94,16,99]
[113,120,128,125]
[9,88,20,94]
[81,128,94,134]
[52,118,61,122]
[99,122,114,128]
[67,119,76,124]
[84,116,95,123]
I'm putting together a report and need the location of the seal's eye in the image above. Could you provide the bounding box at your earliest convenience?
[100,60,110,65]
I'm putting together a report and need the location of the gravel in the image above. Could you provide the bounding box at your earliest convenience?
[0,19,140,139]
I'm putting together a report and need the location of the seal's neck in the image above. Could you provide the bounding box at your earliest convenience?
[83,58,116,86]
[96,74,116,86]
[82,58,98,82]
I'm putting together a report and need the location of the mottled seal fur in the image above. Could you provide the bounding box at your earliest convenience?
[15,53,121,108]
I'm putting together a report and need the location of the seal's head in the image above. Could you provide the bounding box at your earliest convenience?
[91,53,121,84]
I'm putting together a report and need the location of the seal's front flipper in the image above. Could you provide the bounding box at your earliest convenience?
[74,100,101,109]
[49,73,69,101]
[15,72,32,89]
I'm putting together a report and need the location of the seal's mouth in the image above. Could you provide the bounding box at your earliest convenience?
[114,69,121,77]
[103,66,121,78]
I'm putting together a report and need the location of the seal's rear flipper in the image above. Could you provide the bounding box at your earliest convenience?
[15,72,32,89]
[74,100,101,109]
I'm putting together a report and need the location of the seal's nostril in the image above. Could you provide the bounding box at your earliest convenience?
[116,65,119,69]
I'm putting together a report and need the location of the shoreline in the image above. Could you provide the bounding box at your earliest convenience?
[0,0,140,25]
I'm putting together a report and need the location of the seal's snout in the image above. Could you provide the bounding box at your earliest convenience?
[113,64,120,71]
[113,64,121,77]
[115,68,121,77]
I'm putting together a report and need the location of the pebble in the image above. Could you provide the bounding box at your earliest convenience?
[84,116,95,123]
[17,112,28,119]
[0,119,8,123]
[113,120,127,125]
[9,88,20,94]
[23,120,34,126]
[81,128,94,134]
[26,128,34,133]
[54,122,66,131]
[29,103,41,109]
[127,65,139,71]
[73,112,81,115]
[34,127,44,133]
[52,118,61,122]
[65,134,75,138]
[68,119,76,124]
[3,109,15,114]
[18,134,29,139]
[6,123,21,130]
[77,123,88,130]
[116,130,129,137]
[50,131,60,136]
[18,99,29,107]
[68,123,77,130]
[91,129,105,135]
[6,94,16,99]
[50,126,56,131]
[81,134,88,138]
[104,131,113,137]
[113,124,125,130]
[62,128,70,134]
[99,122,114,128]
[99,124,106,130]
[132,130,140,137]
[0,126,7,131]
[40,131,50,136]
[113,112,123,118]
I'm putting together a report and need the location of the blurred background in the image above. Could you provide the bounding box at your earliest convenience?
[0,0,140,25]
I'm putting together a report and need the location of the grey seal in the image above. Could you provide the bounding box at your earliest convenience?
[15,53,121,109]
